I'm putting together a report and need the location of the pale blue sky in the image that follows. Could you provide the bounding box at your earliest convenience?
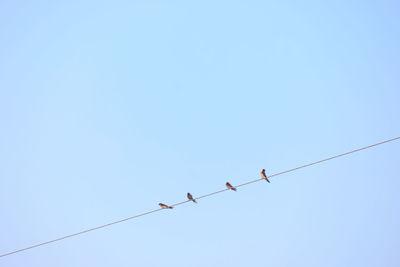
[1,1,399,266]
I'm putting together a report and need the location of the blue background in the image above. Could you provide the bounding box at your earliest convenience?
[1,1,399,266]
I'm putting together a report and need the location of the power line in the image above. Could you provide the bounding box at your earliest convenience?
[1,136,399,258]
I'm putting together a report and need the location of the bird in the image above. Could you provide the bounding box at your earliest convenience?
[159,203,173,209]
[187,193,197,203]
[261,169,270,183]
[226,182,237,191]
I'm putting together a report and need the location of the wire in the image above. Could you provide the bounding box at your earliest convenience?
[1,136,399,258]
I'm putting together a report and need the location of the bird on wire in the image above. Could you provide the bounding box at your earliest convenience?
[261,169,270,183]
[159,203,173,209]
[187,193,197,203]
[226,182,237,191]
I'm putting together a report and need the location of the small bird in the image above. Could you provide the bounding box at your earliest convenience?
[187,193,197,203]
[261,169,270,183]
[159,203,173,209]
[226,182,237,191]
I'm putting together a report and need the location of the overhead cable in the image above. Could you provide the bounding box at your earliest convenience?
[1,136,399,258]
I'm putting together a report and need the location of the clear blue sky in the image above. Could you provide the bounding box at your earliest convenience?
[1,1,399,266]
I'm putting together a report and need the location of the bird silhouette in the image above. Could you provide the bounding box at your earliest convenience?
[226,182,237,191]
[159,203,173,209]
[261,169,270,183]
[187,193,197,203]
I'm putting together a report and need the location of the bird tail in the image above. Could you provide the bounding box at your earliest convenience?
[265,178,270,183]
[232,188,237,191]
[193,199,197,203]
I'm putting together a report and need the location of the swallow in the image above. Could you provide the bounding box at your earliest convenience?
[261,169,270,183]
[159,203,173,209]
[187,193,197,203]
[226,182,237,191]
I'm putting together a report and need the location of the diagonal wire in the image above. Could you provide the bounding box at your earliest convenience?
[1,136,399,258]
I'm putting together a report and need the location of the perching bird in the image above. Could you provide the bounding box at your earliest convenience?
[159,203,173,209]
[187,193,197,203]
[261,169,270,183]
[226,182,237,191]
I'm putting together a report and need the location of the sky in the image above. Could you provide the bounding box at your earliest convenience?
[1,0,400,266]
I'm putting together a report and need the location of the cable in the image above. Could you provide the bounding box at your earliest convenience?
[1,136,399,258]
